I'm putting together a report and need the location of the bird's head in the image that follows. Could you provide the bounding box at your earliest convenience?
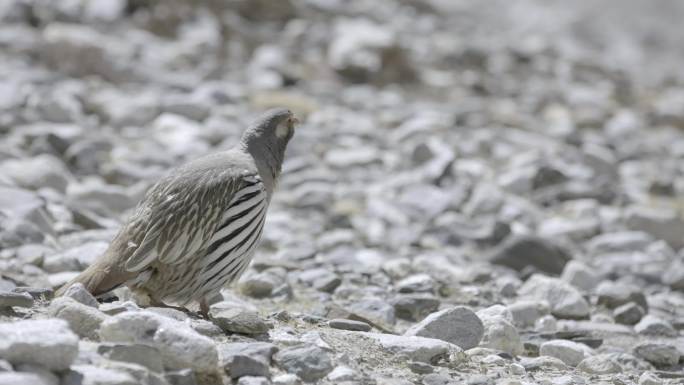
[241,108,298,178]
[241,108,298,148]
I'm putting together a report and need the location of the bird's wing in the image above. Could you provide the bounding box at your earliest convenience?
[124,167,261,272]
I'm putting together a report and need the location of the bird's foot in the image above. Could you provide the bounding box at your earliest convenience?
[199,299,211,320]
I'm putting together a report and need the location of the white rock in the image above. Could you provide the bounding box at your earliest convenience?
[0,319,78,370]
[364,332,462,363]
[539,340,591,367]
[508,300,550,329]
[327,365,356,381]
[62,364,137,385]
[61,282,99,308]
[48,297,108,340]
[519,275,590,319]
[99,311,218,373]
[638,371,663,385]
[476,307,523,356]
[404,306,484,349]
[535,315,558,332]
[560,260,599,291]
[0,154,73,192]
[0,372,56,385]
[634,315,677,337]
[577,354,622,374]
[625,206,684,249]
[633,343,680,367]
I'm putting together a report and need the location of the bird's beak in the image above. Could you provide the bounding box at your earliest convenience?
[288,116,299,129]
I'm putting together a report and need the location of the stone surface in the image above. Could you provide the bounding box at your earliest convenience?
[577,354,622,374]
[539,340,590,367]
[0,319,78,370]
[633,343,680,367]
[273,344,333,382]
[613,302,645,325]
[48,297,108,340]
[634,315,677,337]
[476,306,523,355]
[99,311,218,373]
[404,306,484,350]
[210,307,270,335]
[560,261,599,291]
[519,275,591,319]
[487,235,571,275]
[219,342,277,379]
[364,333,461,363]
[61,282,99,308]
[329,318,372,332]
[0,291,34,308]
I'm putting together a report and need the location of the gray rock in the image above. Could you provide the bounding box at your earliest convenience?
[0,154,73,192]
[625,206,684,249]
[519,275,590,319]
[327,365,357,381]
[476,306,523,355]
[67,182,135,215]
[662,262,684,290]
[239,270,284,298]
[595,280,648,310]
[329,318,372,332]
[587,231,654,254]
[422,373,453,385]
[237,377,270,385]
[98,343,164,373]
[520,356,568,371]
[48,297,108,340]
[404,306,484,350]
[539,340,590,367]
[0,372,56,385]
[0,319,78,370]
[219,342,277,379]
[577,354,622,374]
[272,373,299,385]
[634,315,677,337]
[345,298,396,330]
[363,332,460,363]
[165,369,197,385]
[0,360,10,371]
[487,235,571,275]
[391,294,440,321]
[99,311,218,373]
[62,364,138,385]
[560,260,599,291]
[396,273,435,293]
[633,343,680,367]
[61,282,99,308]
[273,344,333,382]
[11,364,59,385]
[613,302,645,325]
[508,300,550,329]
[210,307,270,335]
[638,371,663,385]
[0,291,33,308]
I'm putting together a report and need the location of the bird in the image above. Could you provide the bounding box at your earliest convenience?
[56,108,298,317]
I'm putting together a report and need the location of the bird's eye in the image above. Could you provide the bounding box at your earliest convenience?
[275,117,296,139]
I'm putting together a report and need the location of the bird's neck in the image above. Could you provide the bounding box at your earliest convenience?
[242,141,284,196]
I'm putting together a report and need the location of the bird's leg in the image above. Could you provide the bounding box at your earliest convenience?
[199,298,211,319]
[149,296,193,315]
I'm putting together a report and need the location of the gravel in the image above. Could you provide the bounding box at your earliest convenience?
[1,0,683,383]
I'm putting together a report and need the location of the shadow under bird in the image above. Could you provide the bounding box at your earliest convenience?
[56,108,298,316]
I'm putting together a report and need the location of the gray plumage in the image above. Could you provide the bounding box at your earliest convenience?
[56,108,297,313]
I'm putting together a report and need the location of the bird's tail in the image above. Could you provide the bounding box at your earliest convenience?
[55,258,131,297]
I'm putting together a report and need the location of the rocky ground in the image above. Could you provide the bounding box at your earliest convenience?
[2,0,684,384]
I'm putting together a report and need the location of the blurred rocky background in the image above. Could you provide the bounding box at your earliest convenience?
[1,0,684,384]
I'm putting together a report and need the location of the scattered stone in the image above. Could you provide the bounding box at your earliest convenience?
[404,306,484,350]
[219,342,277,379]
[0,372,57,385]
[0,319,78,370]
[519,275,591,319]
[487,235,571,275]
[625,206,684,249]
[391,294,440,321]
[61,282,99,308]
[62,364,137,385]
[662,262,684,290]
[210,307,270,335]
[0,154,73,192]
[633,343,680,367]
[613,302,645,325]
[273,344,333,382]
[577,354,622,374]
[477,306,523,356]
[237,377,270,385]
[539,340,590,367]
[396,273,436,293]
[327,365,357,381]
[634,315,677,337]
[508,300,550,329]
[345,298,396,330]
[560,260,599,291]
[363,332,461,363]
[329,318,372,332]
[638,371,663,385]
[98,343,164,373]
[48,297,108,340]
[0,291,33,308]
[595,281,648,310]
[99,311,218,373]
